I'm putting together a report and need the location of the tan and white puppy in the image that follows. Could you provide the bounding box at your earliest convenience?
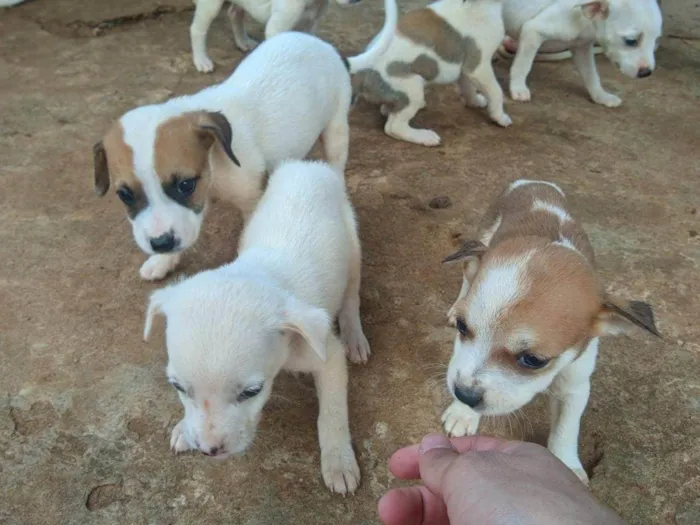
[503,0,663,106]
[441,179,659,483]
[353,0,511,148]
[191,0,361,73]
[143,160,370,494]
[93,0,396,281]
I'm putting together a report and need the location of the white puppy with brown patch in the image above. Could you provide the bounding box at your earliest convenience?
[353,0,511,147]
[92,0,396,281]
[503,0,663,106]
[191,0,362,73]
[143,160,370,494]
[441,179,659,483]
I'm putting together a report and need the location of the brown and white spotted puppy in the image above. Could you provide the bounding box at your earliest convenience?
[352,0,511,147]
[441,179,659,484]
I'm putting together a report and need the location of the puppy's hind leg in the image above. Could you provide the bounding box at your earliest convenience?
[322,104,351,175]
[190,0,225,73]
[338,205,370,364]
[466,63,512,127]
[228,5,258,52]
[265,0,307,39]
[384,77,441,147]
[458,74,487,109]
[313,334,361,494]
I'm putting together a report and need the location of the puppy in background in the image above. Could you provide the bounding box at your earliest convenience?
[503,0,663,106]
[144,160,370,494]
[191,0,362,72]
[353,0,511,148]
[93,0,396,281]
[441,179,659,483]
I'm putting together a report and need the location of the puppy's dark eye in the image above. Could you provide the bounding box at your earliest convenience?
[238,384,263,402]
[623,37,639,47]
[516,353,550,370]
[455,318,472,338]
[117,186,135,205]
[177,177,198,196]
[170,381,187,394]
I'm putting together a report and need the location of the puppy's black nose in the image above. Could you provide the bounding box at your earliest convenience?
[150,233,176,253]
[637,67,652,78]
[203,446,220,457]
[454,386,484,408]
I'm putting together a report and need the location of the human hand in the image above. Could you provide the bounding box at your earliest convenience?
[378,433,626,525]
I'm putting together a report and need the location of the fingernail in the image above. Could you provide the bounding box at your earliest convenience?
[419,433,456,455]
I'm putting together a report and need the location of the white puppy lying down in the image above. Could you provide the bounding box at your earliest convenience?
[190,0,362,73]
[93,0,396,282]
[144,160,370,494]
[503,0,663,106]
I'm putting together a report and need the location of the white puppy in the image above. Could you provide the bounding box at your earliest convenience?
[353,0,511,148]
[191,0,361,72]
[503,0,663,106]
[0,0,27,7]
[441,179,659,484]
[143,160,370,494]
[93,0,396,281]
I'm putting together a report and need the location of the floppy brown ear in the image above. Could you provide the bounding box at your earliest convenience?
[443,240,487,282]
[93,141,110,196]
[578,1,610,21]
[594,296,660,338]
[197,112,241,167]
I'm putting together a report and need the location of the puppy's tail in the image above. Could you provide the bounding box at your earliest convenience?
[344,0,398,73]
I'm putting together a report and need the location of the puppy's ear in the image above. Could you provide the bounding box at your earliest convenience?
[443,240,487,283]
[593,296,660,338]
[578,1,610,21]
[144,288,170,342]
[281,297,332,362]
[197,112,241,167]
[93,141,110,196]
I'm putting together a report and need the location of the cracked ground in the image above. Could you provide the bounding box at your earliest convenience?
[1,1,699,524]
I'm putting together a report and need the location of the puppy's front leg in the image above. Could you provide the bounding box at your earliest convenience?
[466,64,512,127]
[442,400,481,437]
[547,338,599,485]
[190,0,225,73]
[140,253,182,281]
[265,0,307,39]
[509,19,547,101]
[228,5,258,52]
[313,334,360,494]
[571,44,622,108]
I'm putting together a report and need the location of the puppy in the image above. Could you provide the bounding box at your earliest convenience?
[92,0,397,281]
[503,0,663,106]
[143,160,370,494]
[352,0,511,148]
[441,179,659,484]
[191,0,361,72]
[0,0,27,7]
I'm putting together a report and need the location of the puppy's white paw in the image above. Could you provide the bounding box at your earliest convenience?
[193,54,215,73]
[492,112,513,128]
[442,401,480,437]
[170,420,195,454]
[321,446,361,495]
[139,253,181,281]
[591,91,622,108]
[466,93,488,109]
[342,328,371,365]
[510,84,531,102]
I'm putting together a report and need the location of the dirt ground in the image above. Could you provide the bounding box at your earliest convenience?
[1,1,699,524]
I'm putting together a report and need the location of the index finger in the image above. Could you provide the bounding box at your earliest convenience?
[389,435,522,480]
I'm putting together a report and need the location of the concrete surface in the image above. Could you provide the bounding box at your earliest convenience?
[0,1,699,524]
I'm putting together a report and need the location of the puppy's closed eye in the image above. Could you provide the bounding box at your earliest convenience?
[237,384,263,402]
[169,379,188,395]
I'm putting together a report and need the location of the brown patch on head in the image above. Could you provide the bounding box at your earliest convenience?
[153,111,239,214]
[203,399,210,413]
[96,121,148,218]
[397,8,482,68]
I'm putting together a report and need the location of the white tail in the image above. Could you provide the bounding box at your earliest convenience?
[346,0,398,73]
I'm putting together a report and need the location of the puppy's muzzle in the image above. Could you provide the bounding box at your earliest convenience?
[150,231,179,253]
[454,385,484,409]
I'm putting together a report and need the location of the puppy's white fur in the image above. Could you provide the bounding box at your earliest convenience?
[355,0,511,147]
[96,0,397,281]
[503,0,663,106]
[441,179,659,484]
[191,0,360,72]
[144,160,370,494]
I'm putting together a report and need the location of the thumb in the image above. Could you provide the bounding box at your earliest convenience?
[418,433,461,496]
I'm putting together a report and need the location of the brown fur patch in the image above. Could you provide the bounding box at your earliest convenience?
[387,54,440,81]
[397,8,482,69]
